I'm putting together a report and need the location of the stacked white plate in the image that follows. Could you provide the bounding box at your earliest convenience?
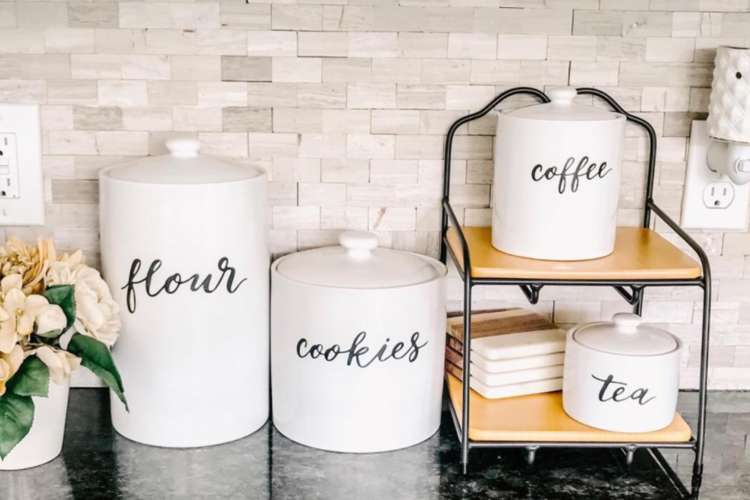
[445,310,566,399]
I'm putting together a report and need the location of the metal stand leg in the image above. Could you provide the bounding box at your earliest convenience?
[461,277,472,474]
[692,279,711,497]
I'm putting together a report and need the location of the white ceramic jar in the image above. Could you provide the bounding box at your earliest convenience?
[563,313,682,433]
[100,138,269,448]
[492,87,626,260]
[271,231,447,453]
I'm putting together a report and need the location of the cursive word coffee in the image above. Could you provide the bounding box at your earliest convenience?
[591,373,655,406]
[122,257,246,313]
[530,156,612,194]
[297,331,428,368]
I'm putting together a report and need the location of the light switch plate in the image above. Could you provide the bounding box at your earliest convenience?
[681,120,750,231]
[0,104,44,226]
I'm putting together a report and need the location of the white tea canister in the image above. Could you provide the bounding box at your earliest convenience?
[100,139,269,448]
[271,231,447,453]
[492,87,626,260]
[562,313,681,433]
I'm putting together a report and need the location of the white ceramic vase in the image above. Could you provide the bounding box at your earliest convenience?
[0,381,69,471]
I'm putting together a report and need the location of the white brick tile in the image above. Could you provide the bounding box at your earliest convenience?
[369,207,416,231]
[119,2,220,30]
[396,85,445,110]
[370,59,422,84]
[447,33,496,60]
[321,207,369,231]
[399,33,448,58]
[548,36,597,61]
[97,80,147,106]
[248,31,297,57]
[298,134,346,159]
[321,159,370,184]
[371,160,419,185]
[273,206,320,230]
[95,131,148,156]
[249,133,298,159]
[299,32,347,57]
[347,134,395,159]
[198,82,248,107]
[273,107,323,133]
[46,131,97,155]
[171,56,221,81]
[421,59,471,84]
[646,37,695,62]
[45,29,95,54]
[348,83,396,109]
[272,158,320,183]
[569,61,619,86]
[299,183,347,206]
[321,110,370,133]
[122,107,172,131]
[298,84,346,109]
[349,32,399,58]
[272,5,323,31]
[446,85,495,110]
[372,110,421,134]
[41,105,74,130]
[272,57,322,83]
[497,34,548,60]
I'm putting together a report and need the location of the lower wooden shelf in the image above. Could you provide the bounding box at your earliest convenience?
[446,374,693,443]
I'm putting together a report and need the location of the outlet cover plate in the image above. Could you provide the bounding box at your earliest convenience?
[681,120,750,231]
[0,104,44,226]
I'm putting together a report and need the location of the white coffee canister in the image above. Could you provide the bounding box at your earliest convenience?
[271,231,447,453]
[492,87,626,260]
[100,138,269,448]
[562,313,682,433]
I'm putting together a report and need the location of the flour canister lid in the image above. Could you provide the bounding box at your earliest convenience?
[101,138,264,184]
[570,313,679,356]
[276,231,446,289]
[505,87,625,123]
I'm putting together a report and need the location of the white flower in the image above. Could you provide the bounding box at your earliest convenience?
[0,345,24,396]
[0,275,52,353]
[45,250,84,287]
[46,255,121,348]
[73,267,121,347]
[36,304,67,336]
[35,345,80,385]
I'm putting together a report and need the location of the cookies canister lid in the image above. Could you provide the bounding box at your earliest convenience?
[504,87,625,122]
[101,138,264,185]
[275,231,446,289]
[570,313,680,356]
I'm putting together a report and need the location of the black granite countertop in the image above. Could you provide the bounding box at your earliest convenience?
[1,389,748,500]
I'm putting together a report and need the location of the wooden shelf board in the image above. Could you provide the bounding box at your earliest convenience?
[446,226,701,281]
[447,375,693,443]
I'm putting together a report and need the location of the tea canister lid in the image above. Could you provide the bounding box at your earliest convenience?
[505,87,625,123]
[570,313,679,356]
[101,138,264,185]
[275,231,446,289]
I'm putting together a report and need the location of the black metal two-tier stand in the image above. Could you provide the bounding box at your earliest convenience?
[439,87,711,498]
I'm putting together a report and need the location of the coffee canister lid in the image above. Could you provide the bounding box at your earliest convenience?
[275,231,446,289]
[504,87,625,123]
[101,138,264,185]
[570,313,680,356]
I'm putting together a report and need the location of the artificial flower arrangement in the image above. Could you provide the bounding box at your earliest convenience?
[0,237,126,462]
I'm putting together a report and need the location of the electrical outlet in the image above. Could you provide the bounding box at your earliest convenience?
[703,181,735,209]
[681,121,750,230]
[0,104,44,226]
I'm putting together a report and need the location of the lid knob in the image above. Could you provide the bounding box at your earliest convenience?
[612,312,642,334]
[547,87,577,105]
[339,231,378,260]
[166,138,201,158]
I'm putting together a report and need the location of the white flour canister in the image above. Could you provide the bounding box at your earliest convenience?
[271,231,447,453]
[492,87,626,260]
[100,138,269,447]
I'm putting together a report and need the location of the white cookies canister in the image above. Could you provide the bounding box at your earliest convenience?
[271,231,447,453]
[562,313,682,433]
[99,139,269,448]
[492,87,626,260]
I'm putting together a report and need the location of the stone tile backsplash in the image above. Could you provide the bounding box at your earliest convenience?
[1,0,749,388]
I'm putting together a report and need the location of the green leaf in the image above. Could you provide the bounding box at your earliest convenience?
[43,285,76,329]
[68,333,128,411]
[0,393,34,460]
[7,357,49,398]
